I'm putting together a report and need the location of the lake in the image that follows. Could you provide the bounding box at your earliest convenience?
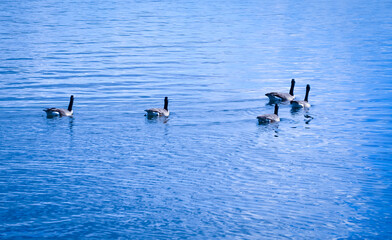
[0,0,391,239]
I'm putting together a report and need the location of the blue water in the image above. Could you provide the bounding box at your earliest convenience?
[1,0,392,239]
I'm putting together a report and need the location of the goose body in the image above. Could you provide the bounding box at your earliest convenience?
[44,95,74,117]
[266,79,295,102]
[44,108,73,117]
[145,97,170,118]
[291,84,311,109]
[257,104,280,124]
[291,100,310,108]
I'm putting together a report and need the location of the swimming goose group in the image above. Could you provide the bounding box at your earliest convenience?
[43,79,310,125]
[43,95,171,118]
[258,79,311,124]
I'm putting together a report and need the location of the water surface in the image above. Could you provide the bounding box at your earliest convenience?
[1,0,391,239]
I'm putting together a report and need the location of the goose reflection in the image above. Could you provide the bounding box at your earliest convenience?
[304,114,314,124]
[68,117,74,133]
[257,120,280,137]
[145,116,170,124]
[290,106,311,116]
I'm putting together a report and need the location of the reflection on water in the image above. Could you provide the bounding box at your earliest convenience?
[290,106,304,115]
[145,115,170,124]
[0,0,391,239]
[68,117,74,134]
[304,114,314,124]
[257,123,280,138]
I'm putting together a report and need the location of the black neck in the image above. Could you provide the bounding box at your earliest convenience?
[274,104,279,115]
[304,85,310,102]
[164,97,168,111]
[289,79,295,96]
[68,95,74,111]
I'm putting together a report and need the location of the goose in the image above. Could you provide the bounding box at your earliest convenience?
[145,97,169,118]
[44,95,74,117]
[257,104,280,124]
[291,84,311,108]
[265,79,295,102]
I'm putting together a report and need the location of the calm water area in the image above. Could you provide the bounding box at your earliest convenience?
[0,0,391,239]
